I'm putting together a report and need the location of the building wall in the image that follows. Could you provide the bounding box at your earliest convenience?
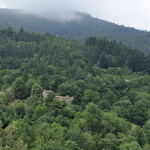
[42,92,48,99]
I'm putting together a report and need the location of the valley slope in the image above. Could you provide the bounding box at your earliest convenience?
[1,25,150,149]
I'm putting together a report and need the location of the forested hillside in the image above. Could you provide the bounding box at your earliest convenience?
[1,27,150,149]
[1,8,150,53]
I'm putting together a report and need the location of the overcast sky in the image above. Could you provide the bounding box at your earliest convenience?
[0,0,150,31]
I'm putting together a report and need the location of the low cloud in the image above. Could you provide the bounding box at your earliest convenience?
[1,0,84,22]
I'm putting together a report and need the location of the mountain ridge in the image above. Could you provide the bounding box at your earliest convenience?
[1,8,150,53]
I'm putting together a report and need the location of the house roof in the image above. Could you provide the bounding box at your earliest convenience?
[43,90,54,93]
[55,96,73,99]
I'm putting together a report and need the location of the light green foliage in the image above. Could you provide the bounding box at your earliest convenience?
[0,121,27,149]
[99,133,119,150]
[32,104,47,121]
[120,134,136,144]
[67,125,96,150]
[135,92,150,101]
[82,102,102,132]
[64,140,82,150]
[129,126,147,147]
[0,121,4,146]
[83,89,100,103]
[134,92,150,110]
[83,89,94,103]
[143,120,150,144]
[48,99,66,117]
[15,119,32,145]
[143,143,150,150]
[31,83,43,97]
[102,112,131,135]
[33,122,67,150]
[120,141,142,150]
[1,90,14,105]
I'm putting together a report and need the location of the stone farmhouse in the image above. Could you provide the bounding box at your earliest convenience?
[42,90,73,104]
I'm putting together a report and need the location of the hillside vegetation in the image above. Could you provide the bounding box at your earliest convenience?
[1,8,150,54]
[1,27,150,149]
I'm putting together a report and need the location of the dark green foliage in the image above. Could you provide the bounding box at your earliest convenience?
[128,101,147,126]
[12,78,27,99]
[98,100,111,111]
[25,79,35,97]
[13,102,25,118]
[45,92,55,104]
[143,120,150,144]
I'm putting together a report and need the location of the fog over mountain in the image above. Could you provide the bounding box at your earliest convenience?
[19,9,83,23]
[1,0,150,30]
[0,0,85,22]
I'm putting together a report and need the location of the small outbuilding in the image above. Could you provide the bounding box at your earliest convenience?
[55,96,74,104]
[42,90,54,99]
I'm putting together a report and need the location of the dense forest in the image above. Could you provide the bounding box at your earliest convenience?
[1,27,150,149]
[1,8,150,54]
